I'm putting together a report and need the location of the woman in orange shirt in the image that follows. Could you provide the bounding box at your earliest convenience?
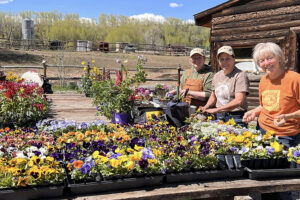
[243,42,300,148]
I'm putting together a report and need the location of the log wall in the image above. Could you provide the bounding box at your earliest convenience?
[209,0,300,73]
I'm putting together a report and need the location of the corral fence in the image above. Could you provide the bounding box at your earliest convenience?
[0,62,261,109]
[0,38,209,56]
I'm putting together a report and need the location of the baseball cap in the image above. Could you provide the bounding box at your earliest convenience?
[217,46,235,58]
[190,48,206,57]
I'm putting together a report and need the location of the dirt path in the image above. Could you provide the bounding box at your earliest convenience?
[46,93,110,124]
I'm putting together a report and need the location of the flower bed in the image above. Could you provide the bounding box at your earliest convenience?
[0,73,49,127]
[2,112,300,195]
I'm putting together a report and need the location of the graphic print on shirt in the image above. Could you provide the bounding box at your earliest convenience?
[215,82,230,106]
[262,90,280,112]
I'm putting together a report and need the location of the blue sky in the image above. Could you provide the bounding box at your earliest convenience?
[0,0,228,22]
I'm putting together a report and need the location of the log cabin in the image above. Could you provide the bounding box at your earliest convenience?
[194,0,300,73]
[194,0,300,109]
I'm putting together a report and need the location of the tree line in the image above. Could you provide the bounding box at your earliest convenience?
[0,11,210,48]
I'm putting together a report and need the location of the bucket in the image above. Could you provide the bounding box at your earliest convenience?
[113,113,131,125]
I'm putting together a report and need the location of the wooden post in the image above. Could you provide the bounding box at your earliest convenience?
[42,60,47,78]
[102,67,105,80]
[87,62,91,77]
[177,64,182,100]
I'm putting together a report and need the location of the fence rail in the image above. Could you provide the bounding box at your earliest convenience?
[0,63,182,82]
[0,64,262,108]
[0,38,209,56]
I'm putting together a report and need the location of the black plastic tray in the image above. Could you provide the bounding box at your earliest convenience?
[165,169,244,184]
[0,185,64,200]
[69,176,164,195]
[245,167,300,179]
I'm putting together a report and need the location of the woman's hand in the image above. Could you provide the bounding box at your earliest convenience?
[274,114,287,127]
[201,105,209,113]
[179,89,187,97]
[242,111,256,122]
[205,108,219,114]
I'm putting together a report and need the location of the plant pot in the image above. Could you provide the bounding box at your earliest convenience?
[113,113,131,125]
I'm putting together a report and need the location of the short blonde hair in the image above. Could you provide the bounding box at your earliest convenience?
[253,42,284,69]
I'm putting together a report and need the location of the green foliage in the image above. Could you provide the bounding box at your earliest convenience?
[0,74,49,127]
[91,58,147,119]
[0,11,210,48]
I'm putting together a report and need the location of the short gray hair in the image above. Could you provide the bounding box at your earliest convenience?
[253,42,285,69]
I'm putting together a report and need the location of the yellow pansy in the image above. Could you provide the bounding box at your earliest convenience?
[110,159,121,168]
[125,161,134,170]
[243,131,252,138]
[270,142,282,153]
[92,151,99,159]
[169,152,176,157]
[127,148,135,153]
[99,155,109,163]
[148,158,158,164]
[153,148,162,157]
[134,145,143,151]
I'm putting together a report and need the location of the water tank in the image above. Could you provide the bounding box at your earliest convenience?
[77,40,88,52]
[22,18,34,49]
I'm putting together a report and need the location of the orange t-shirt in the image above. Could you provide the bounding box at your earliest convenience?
[258,70,300,136]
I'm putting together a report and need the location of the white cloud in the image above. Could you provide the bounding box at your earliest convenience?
[186,19,194,24]
[130,13,165,23]
[0,0,13,4]
[79,17,95,23]
[169,2,183,8]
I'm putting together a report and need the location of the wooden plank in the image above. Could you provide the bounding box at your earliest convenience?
[215,0,300,17]
[213,12,300,30]
[47,77,178,82]
[73,178,300,200]
[1,65,44,69]
[220,36,285,47]
[213,5,300,25]
[212,20,300,36]
[211,29,289,42]
[194,0,242,26]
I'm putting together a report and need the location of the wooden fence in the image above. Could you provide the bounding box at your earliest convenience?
[0,63,261,109]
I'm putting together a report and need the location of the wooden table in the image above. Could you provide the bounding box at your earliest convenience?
[72,178,300,200]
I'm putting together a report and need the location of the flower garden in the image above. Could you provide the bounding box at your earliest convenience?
[1,62,300,199]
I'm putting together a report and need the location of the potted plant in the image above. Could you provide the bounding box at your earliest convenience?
[91,56,147,124]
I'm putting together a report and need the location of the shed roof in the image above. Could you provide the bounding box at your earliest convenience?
[193,0,253,27]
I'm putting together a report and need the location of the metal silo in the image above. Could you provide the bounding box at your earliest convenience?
[22,18,34,49]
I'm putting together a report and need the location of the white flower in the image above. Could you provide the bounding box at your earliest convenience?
[282,150,288,155]
[21,71,43,87]
[7,147,16,153]
[39,147,48,156]
[216,136,226,142]
[28,152,35,157]
[28,146,38,152]
[16,151,27,159]
[255,135,263,141]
